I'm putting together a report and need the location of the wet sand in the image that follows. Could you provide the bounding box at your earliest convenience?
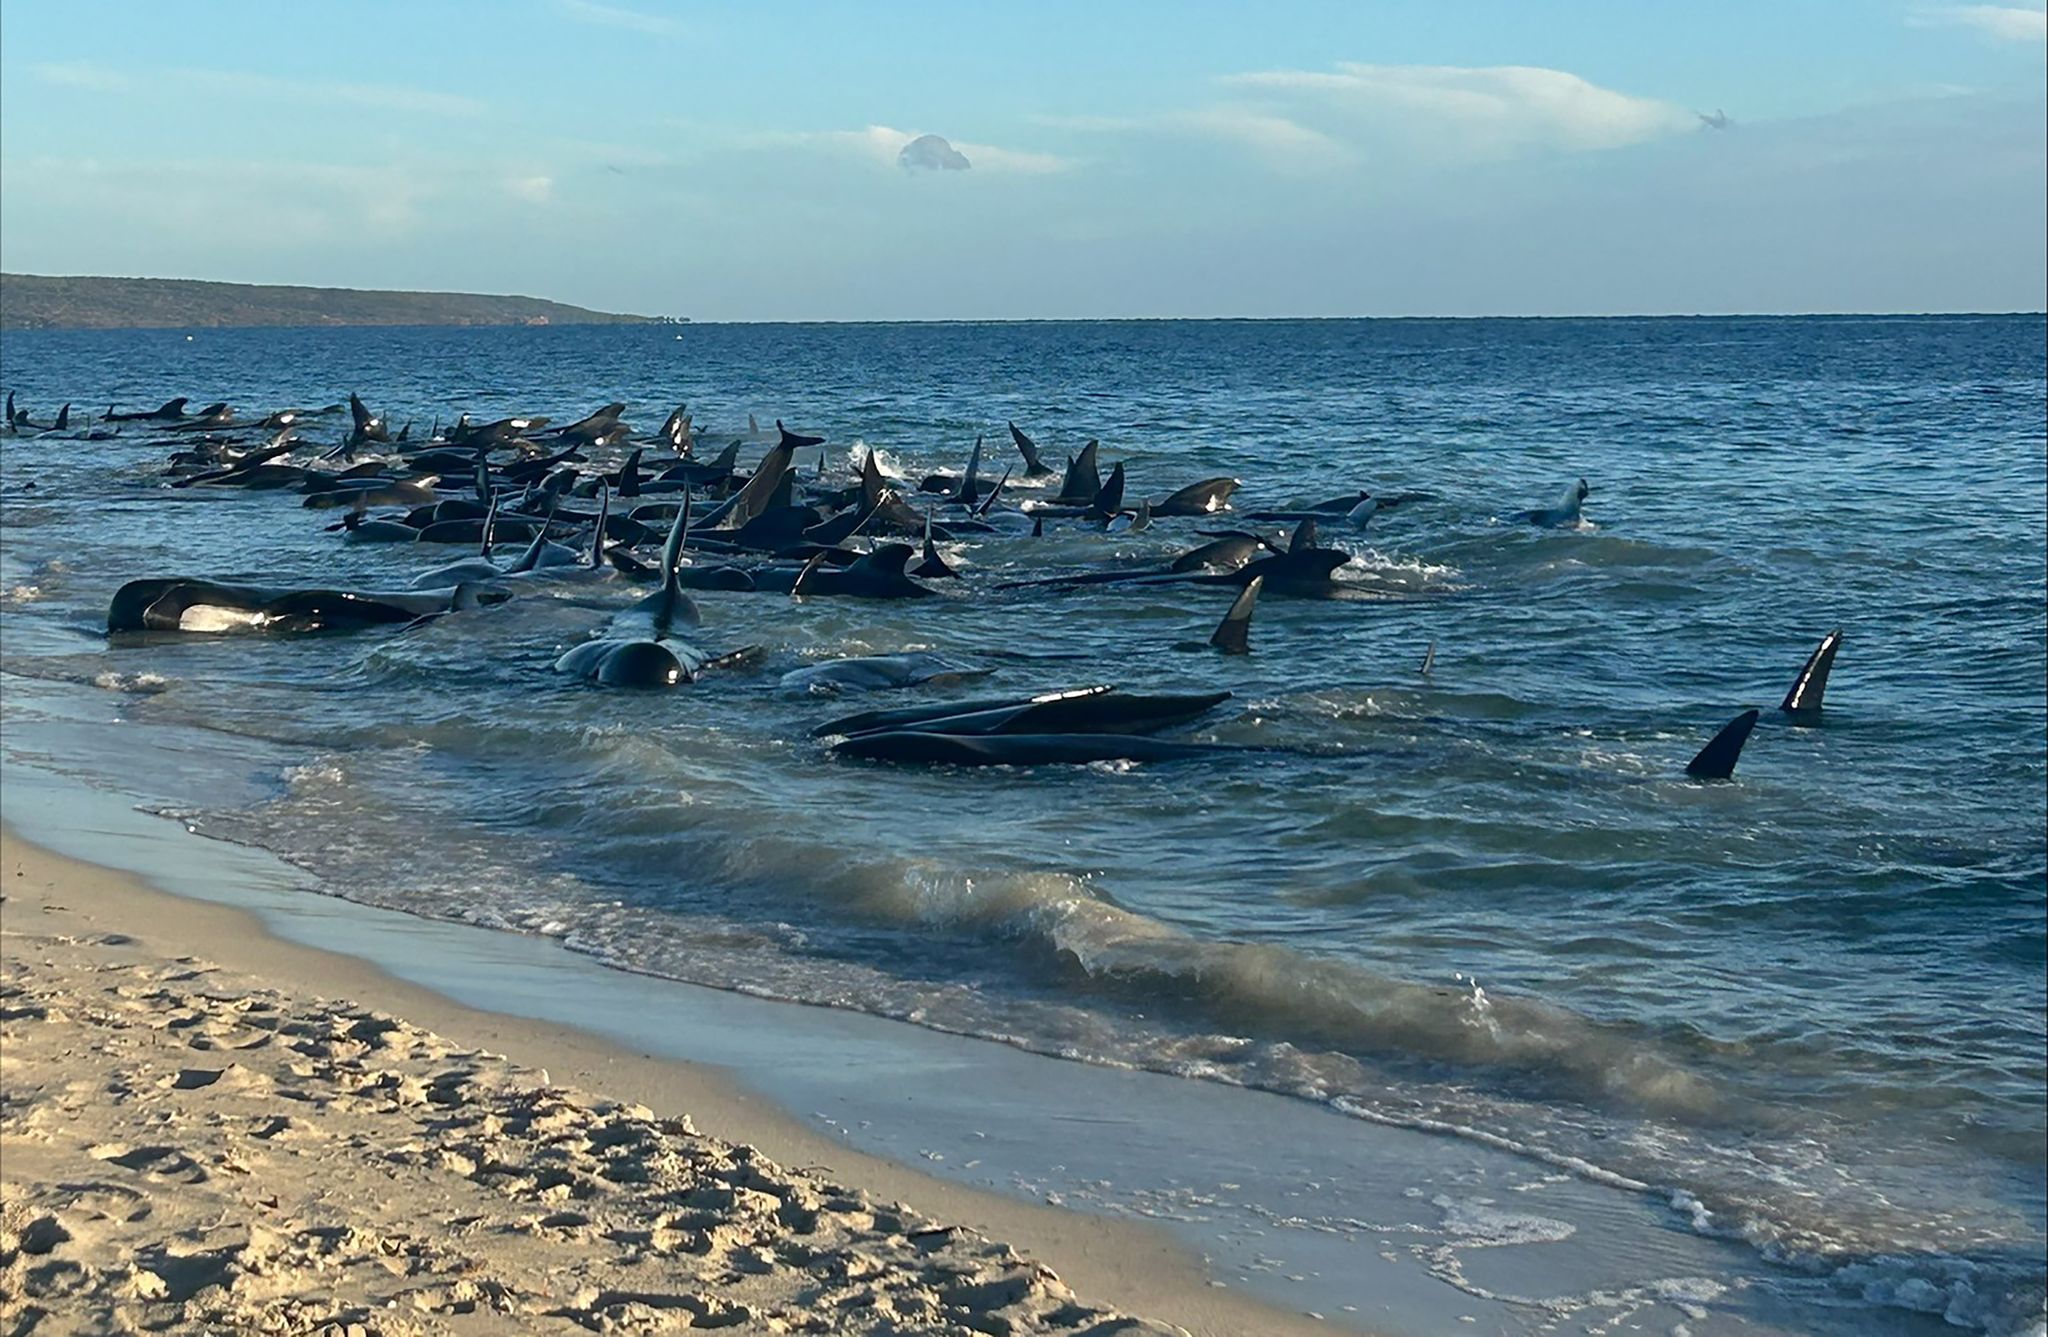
[0,828,1329,1336]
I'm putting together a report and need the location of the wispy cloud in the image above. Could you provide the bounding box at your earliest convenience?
[1220,62,1696,158]
[504,175,555,204]
[31,61,130,92]
[558,0,681,37]
[1041,62,1691,173]
[1037,108,1345,171]
[1912,4,2048,42]
[33,61,484,117]
[176,69,488,118]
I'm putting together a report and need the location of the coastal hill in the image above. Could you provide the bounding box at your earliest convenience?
[0,273,658,330]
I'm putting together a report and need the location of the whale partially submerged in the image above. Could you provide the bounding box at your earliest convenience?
[107,579,502,634]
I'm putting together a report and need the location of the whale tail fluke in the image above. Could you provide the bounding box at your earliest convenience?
[1210,576,1262,655]
[1780,629,1842,718]
[1686,709,1760,780]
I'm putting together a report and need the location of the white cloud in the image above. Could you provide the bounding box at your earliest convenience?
[31,62,130,92]
[951,141,1071,174]
[1036,108,1344,171]
[505,175,555,204]
[1913,5,2048,42]
[1221,62,1697,158]
[1172,106,1351,166]
[558,0,681,36]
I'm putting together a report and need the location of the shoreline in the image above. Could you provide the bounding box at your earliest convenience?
[0,670,2007,1336]
[0,822,1327,1336]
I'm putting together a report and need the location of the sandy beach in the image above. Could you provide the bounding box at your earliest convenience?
[0,828,1327,1336]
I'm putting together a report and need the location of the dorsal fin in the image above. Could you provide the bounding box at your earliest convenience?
[1780,629,1842,715]
[1032,515,1044,538]
[860,450,884,511]
[975,467,1011,516]
[653,487,693,604]
[749,413,760,435]
[1686,709,1760,780]
[1058,439,1101,504]
[710,439,740,471]
[1090,461,1126,519]
[1288,517,1319,553]
[589,483,611,568]
[620,447,644,498]
[1210,576,1262,654]
[955,435,983,503]
[1129,500,1152,532]
[1420,639,1436,676]
[473,457,490,503]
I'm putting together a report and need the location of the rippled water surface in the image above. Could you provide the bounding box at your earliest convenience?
[3,317,2043,1332]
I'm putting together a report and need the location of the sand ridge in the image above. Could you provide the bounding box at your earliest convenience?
[1,882,1186,1334]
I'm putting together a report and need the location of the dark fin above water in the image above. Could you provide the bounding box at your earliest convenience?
[912,511,960,579]
[860,450,885,512]
[778,419,826,450]
[953,434,984,505]
[1057,439,1101,505]
[976,467,1012,517]
[1089,461,1127,520]
[1780,629,1842,718]
[791,551,828,596]
[1009,421,1053,476]
[1288,517,1319,553]
[588,483,611,568]
[1686,709,1760,780]
[1420,639,1437,676]
[1210,576,1262,655]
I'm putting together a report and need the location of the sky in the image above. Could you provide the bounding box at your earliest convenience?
[1,1,2043,320]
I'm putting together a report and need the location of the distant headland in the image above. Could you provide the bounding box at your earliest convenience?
[0,274,663,331]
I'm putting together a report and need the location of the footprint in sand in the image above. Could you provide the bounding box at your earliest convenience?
[85,1143,209,1184]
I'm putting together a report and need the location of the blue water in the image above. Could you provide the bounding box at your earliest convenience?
[2,316,2043,1333]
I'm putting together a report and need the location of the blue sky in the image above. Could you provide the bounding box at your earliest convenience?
[1,1,2042,318]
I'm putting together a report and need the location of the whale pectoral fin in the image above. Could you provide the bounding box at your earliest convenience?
[792,552,828,597]
[1685,709,1760,781]
[1209,576,1262,655]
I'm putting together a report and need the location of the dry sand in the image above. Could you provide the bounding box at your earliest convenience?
[0,829,1329,1336]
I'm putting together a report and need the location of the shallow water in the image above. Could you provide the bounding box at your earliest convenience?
[2,316,2043,1333]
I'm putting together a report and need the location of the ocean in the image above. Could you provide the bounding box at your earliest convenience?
[2,315,2043,1333]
